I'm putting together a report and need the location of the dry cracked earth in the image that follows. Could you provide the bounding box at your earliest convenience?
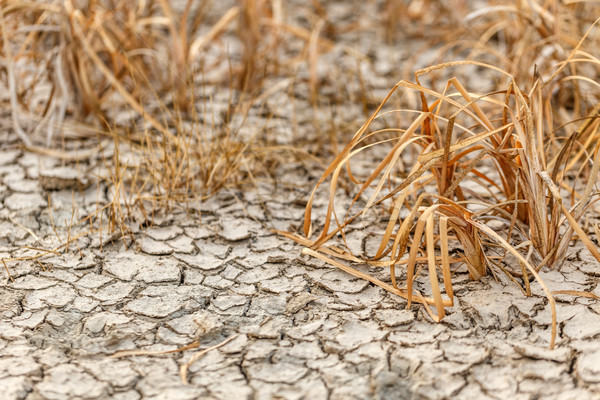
[2,1,600,398]
[1,136,600,400]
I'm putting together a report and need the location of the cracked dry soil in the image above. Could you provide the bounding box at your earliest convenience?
[2,1,600,397]
[1,142,600,400]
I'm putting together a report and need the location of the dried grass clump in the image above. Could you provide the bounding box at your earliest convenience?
[0,0,372,215]
[286,30,600,347]
[448,1,600,90]
[0,0,283,126]
[0,0,317,230]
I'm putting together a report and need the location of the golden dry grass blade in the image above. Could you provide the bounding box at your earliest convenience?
[551,290,599,299]
[560,203,600,263]
[189,6,239,61]
[308,19,325,103]
[439,216,454,302]
[406,205,439,308]
[374,190,408,259]
[111,341,201,358]
[180,334,239,385]
[426,212,445,320]
[274,230,361,263]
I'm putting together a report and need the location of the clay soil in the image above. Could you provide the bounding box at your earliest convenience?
[1,1,600,399]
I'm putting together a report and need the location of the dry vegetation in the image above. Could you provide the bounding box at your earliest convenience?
[0,0,349,233]
[2,0,600,348]
[283,3,600,348]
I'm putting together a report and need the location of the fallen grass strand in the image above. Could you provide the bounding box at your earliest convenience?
[179,334,239,385]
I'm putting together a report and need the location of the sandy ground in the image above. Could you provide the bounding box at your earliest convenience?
[1,138,600,400]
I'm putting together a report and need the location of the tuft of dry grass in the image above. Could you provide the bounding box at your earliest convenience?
[286,22,600,347]
[0,0,377,279]
[0,0,343,235]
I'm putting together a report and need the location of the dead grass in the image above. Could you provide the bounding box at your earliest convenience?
[0,0,348,233]
[285,9,600,347]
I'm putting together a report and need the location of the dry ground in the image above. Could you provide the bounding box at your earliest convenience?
[1,1,600,399]
[1,142,600,400]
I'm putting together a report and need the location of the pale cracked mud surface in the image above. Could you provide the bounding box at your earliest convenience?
[1,140,600,400]
[3,1,600,398]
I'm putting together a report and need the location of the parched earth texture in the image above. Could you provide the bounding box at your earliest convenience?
[1,139,600,400]
[3,1,600,399]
